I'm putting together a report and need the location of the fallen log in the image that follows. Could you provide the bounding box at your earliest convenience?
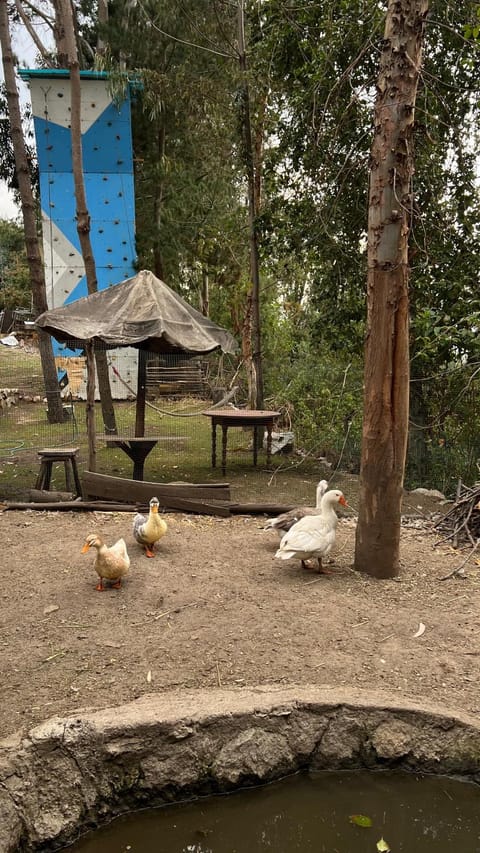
[1,498,231,516]
[28,488,75,503]
[2,501,139,512]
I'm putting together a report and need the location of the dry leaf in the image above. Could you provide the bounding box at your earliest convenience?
[146,670,152,683]
[413,622,426,638]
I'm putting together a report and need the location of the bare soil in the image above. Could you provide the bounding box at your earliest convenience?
[1,481,479,742]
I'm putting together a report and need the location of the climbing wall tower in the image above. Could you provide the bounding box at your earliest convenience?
[18,69,138,395]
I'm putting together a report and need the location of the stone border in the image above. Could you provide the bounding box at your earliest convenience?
[2,685,480,851]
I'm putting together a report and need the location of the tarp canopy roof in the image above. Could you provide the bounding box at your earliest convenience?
[35,270,237,356]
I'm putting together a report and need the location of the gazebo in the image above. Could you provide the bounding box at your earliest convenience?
[35,270,238,476]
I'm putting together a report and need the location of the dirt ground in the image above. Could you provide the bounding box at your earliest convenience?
[1,484,480,743]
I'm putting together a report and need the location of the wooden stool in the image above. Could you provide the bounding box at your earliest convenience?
[35,447,83,497]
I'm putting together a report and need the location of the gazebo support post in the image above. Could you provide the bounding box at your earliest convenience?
[85,340,97,472]
[135,348,147,437]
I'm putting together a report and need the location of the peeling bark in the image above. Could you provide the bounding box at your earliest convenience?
[354,0,429,578]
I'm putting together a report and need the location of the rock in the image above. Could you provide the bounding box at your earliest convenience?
[409,488,446,501]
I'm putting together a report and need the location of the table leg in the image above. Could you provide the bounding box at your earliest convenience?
[211,421,217,468]
[266,423,273,467]
[221,425,228,476]
[132,458,145,481]
[253,426,258,466]
[111,440,157,481]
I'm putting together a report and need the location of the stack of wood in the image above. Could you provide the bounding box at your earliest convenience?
[3,471,295,517]
[146,361,206,398]
[434,480,480,548]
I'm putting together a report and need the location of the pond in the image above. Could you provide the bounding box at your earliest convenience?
[66,769,480,851]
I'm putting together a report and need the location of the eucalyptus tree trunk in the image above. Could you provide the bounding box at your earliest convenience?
[237,0,264,411]
[354,0,429,578]
[0,3,64,424]
[200,267,209,317]
[153,125,166,281]
[55,0,117,435]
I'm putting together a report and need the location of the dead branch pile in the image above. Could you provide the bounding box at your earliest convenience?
[434,480,480,548]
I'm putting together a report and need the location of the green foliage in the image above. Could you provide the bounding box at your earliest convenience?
[0,85,38,199]
[463,4,480,39]
[0,219,31,309]
[263,323,364,472]
[102,0,246,312]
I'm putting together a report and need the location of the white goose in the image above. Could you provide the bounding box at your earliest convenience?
[275,489,347,573]
[265,479,329,539]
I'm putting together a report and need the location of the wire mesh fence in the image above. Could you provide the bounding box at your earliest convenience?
[2,335,478,501]
[0,338,289,498]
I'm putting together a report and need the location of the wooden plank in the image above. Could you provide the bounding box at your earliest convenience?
[81,471,231,503]
[2,499,230,515]
[99,435,185,442]
[229,503,296,515]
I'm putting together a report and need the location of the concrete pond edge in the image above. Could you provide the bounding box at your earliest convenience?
[2,684,480,851]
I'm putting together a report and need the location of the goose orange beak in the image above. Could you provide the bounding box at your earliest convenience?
[339,495,348,507]
[81,543,91,553]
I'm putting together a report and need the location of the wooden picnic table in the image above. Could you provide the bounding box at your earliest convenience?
[202,409,280,475]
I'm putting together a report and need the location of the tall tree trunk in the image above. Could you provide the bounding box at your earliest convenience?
[354,0,429,579]
[241,291,256,408]
[96,0,109,56]
[0,2,64,424]
[200,267,209,317]
[153,124,166,281]
[56,0,117,435]
[237,0,264,411]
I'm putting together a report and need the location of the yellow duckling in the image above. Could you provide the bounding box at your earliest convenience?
[81,533,130,591]
[133,496,168,557]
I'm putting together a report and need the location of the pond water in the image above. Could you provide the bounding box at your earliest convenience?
[67,770,480,852]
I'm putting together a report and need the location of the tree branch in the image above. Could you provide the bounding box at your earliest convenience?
[14,0,55,65]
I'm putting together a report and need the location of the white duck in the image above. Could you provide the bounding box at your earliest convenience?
[133,496,168,557]
[265,479,329,539]
[275,489,347,573]
[81,533,130,591]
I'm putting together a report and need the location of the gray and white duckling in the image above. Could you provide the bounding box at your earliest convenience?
[133,496,168,557]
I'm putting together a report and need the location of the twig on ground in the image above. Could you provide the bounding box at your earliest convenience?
[132,600,206,625]
[439,540,480,581]
[42,649,67,663]
[215,660,222,687]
